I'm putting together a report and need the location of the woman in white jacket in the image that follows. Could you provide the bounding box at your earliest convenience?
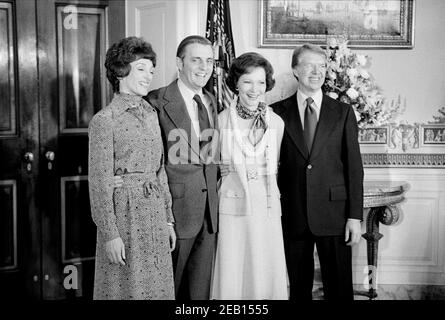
[211,52,288,300]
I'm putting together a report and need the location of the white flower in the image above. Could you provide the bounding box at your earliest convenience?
[327,71,337,80]
[331,62,341,72]
[338,41,349,52]
[327,92,339,99]
[323,37,402,127]
[346,68,359,78]
[327,37,338,48]
[346,88,359,100]
[357,54,367,66]
[359,69,370,79]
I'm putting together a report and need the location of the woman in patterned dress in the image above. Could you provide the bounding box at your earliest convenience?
[88,37,175,300]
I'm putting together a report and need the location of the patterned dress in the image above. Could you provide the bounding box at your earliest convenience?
[88,93,175,300]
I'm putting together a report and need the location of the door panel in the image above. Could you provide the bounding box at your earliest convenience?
[57,6,108,133]
[0,180,17,271]
[61,176,96,264]
[0,2,16,136]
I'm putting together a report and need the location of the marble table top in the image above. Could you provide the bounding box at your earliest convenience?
[363,180,409,208]
[364,180,410,196]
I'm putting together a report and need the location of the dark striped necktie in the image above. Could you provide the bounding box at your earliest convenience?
[193,94,212,150]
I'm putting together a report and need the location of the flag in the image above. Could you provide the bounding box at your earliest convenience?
[205,0,236,113]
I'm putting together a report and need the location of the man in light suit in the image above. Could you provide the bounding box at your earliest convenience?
[145,35,219,300]
[271,44,364,300]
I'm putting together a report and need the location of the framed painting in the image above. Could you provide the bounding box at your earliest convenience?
[258,0,415,49]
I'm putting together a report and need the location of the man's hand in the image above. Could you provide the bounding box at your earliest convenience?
[105,237,126,265]
[345,219,362,246]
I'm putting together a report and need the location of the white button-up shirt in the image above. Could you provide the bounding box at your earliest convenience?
[177,78,213,138]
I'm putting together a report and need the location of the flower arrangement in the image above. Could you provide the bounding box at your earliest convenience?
[432,106,445,123]
[322,36,404,128]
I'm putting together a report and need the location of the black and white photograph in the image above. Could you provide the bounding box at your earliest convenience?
[1,0,445,313]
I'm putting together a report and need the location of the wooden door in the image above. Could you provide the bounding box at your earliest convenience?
[37,0,124,299]
[0,0,124,299]
[0,0,41,299]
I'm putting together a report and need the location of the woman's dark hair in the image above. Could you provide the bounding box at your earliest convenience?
[226,52,275,93]
[105,36,157,93]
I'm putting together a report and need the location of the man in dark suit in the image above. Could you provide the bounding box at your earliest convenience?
[145,35,219,300]
[271,44,364,300]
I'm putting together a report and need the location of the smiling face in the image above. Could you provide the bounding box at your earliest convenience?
[119,58,154,96]
[293,50,327,96]
[237,67,266,110]
[177,43,214,92]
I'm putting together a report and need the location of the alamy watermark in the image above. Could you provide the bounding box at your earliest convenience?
[63,5,78,30]
[165,127,280,168]
[63,265,78,290]
[362,265,378,290]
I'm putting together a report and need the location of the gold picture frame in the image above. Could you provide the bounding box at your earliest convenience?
[258,0,415,49]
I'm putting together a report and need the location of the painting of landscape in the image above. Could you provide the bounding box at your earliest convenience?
[258,0,414,48]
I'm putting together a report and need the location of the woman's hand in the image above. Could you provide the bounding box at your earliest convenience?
[219,164,230,177]
[105,237,126,265]
[168,225,177,252]
[114,175,123,188]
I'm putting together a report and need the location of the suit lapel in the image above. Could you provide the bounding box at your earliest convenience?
[282,94,309,159]
[162,81,201,159]
[310,95,340,160]
[162,82,219,163]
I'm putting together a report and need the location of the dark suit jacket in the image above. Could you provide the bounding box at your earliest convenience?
[271,93,363,238]
[145,80,219,239]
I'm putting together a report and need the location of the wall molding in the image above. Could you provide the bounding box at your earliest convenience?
[362,153,445,168]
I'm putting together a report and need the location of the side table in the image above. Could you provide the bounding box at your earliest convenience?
[355,180,409,299]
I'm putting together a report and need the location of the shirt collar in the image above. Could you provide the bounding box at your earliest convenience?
[296,89,323,111]
[177,78,204,102]
[112,93,145,115]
